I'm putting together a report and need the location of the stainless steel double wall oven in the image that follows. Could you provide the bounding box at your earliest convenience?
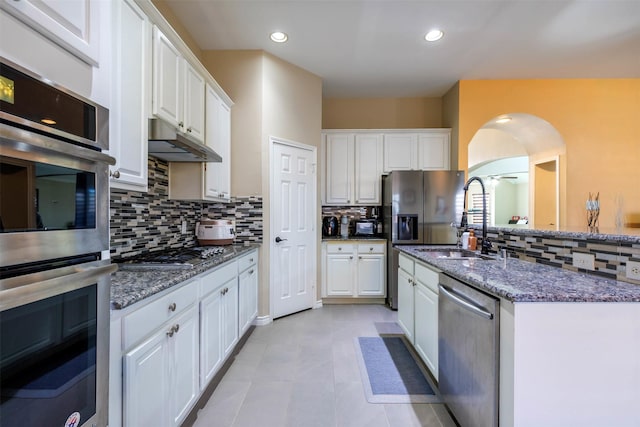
[0,58,115,427]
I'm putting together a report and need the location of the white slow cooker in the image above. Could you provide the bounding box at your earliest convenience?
[196,219,235,245]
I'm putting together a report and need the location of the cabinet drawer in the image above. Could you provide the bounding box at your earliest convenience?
[201,261,237,296]
[357,243,385,254]
[415,261,440,293]
[398,252,414,275]
[237,250,258,273]
[326,243,355,254]
[123,279,198,349]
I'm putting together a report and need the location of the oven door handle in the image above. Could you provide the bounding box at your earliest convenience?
[0,261,117,311]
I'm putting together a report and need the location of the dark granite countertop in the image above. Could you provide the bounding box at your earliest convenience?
[397,245,640,303]
[322,236,386,241]
[110,244,260,310]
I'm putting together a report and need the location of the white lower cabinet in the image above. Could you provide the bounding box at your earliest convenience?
[397,252,440,380]
[238,250,259,335]
[199,262,238,389]
[116,250,259,427]
[322,241,386,298]
[124,303,199,427]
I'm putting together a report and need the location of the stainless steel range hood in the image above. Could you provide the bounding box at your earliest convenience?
[148,118,222,162]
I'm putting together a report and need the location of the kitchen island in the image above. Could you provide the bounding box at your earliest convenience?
[397,245,640,427]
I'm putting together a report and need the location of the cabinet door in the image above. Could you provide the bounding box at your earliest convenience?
[354,134,383,205]
[417,132,450,170]
[1,0,100,65]
[357,254,385,296]
[199,286,223,389]
[324,133,354,205]
[183,61,205,143]
[326,254,355,296]
[153,26,182,127]
[109,0,149,190]
[170,305,199,427]
[414,281,438,380]
[222,278,239,357]
[124,332,169,427]
[383,133,417,172]
[239,263,258,335]
[397,267,415,343]
[204,85,231,200]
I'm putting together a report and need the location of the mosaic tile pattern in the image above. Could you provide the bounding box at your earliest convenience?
[110,158,262,261]
[480,227,640,286]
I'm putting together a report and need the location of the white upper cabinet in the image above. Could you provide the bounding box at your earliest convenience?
[109,0,150,191]
[383,133,417,171]
[417,131,450,170]
[0,0,100,65]
[152,25,206,144]
[324,133,354,205]
[152,26,183,128]
[183,61,205,142]
[383,129,451,172]
[204,84,231,201]
[354,133,383,204]
[323,132,383,205]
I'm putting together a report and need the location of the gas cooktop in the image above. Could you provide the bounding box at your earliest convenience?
[118,246,227,270]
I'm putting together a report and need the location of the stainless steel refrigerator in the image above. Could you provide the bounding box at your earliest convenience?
[382,170,465,309]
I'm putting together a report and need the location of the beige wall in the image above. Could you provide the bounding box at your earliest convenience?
[202,50,264,196]
[202,49,323,317]
[152,0,203,61]
[322,97,442,129]
[458,79,640,229]
[442,83,460,171]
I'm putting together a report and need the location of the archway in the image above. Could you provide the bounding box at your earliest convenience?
[467,113,566,228]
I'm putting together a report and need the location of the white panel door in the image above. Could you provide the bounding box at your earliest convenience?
[397,267,415,344]
[183,61,205,143]
[417,132,450,170]
[170,305,199,427]
[357,254,385,296]
[414,281,439,380]
[152,26,182,127]
[271,139,316,319]
[324,133,353,204]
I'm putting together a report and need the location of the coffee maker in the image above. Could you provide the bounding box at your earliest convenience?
[322,216,339,237]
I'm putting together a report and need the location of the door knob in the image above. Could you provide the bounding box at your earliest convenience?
[275,236,288,243]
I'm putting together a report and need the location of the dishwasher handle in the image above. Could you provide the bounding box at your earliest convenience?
[439,284,494,320]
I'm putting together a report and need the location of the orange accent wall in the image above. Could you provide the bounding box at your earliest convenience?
[458,79,640,228]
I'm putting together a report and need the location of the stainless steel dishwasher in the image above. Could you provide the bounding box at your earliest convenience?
[438,274,500,427]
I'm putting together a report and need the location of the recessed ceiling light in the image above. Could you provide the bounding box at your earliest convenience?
[495,116,512,124]
[270,31,288,43]
[424,29,444,42]
[41,118,57,125]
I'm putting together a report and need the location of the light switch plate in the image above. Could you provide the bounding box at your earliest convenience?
[573,253,595,270]
[181,220,187,234]
[627,261,640,280]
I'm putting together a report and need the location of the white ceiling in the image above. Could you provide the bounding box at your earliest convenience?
[162,0,640,98]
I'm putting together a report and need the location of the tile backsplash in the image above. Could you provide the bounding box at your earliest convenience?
[110,158,262,261]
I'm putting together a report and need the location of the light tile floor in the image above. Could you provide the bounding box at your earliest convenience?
[191,304,457,427]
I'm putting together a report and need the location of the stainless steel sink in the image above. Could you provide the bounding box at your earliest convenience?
[415,248,494,260]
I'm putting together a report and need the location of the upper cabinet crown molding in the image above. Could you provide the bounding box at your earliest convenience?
[133,0,233,107]
[0,0,100,65]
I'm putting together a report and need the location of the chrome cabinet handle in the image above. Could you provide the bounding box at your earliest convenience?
[187,127,192,133]
[248,269,254,275]
[166,324,180,337]
[110,170,121,179]
[369,247,373,251]
[168,302,176,312]
[350,256,353,259]
[338,247,342,251]
[358,256,362,259]
[249,258,254,262]
[178,121,184,128]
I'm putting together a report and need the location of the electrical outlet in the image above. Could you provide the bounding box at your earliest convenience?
[626,261,640,280]
[573,253,595,270]
[181,220,187,234]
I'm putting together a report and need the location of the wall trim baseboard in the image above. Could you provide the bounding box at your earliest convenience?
[253,315,273,326]
[313,300,323,309]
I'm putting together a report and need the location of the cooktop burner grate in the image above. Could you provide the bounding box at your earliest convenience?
[118,246,227,270]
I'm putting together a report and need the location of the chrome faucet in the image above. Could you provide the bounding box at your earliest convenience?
[461,176,491,255]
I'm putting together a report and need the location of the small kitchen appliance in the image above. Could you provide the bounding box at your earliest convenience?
[196,219,235,245]
[322,216,339,237]
[354,219,377,236]
[340,215,350,238]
